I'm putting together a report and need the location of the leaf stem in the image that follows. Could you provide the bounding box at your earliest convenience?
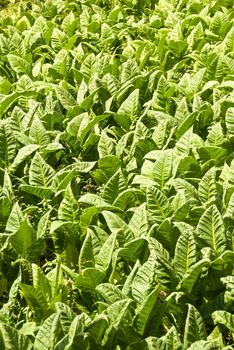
[54,254,61,297]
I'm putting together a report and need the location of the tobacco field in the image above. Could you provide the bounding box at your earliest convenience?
[0,0,234,349]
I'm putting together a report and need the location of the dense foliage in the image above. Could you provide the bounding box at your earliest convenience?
[0,0,234,348]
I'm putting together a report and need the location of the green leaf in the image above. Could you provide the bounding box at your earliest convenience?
[9,144,40,173]
[96,283,123,304]
[96,232,117,272]
[212,310,234,332]
[184,304,207,347]
[198,167,217,205]
[128,203,148,237]
[98,155,121,178]
[65,314,88,349]
[75,268,104,292]
[198,146,227,165]
[37,211,51,239]
[134,286,161,336]
[147,186,170,224]
[98,131,115,158]
[131,254,157,303]
[102,169,127,204]
[177,259,210,293]
[0,323,33,350]
[173,225,197,278]
[102,211,134,244]
[118,238,147,260]
[151,150,173,189]
[117,89,140,123]
[58,183,79,221]
[7,54,31,75]
[226,107,234,136]
[55,85,76,110]
[29,152,55,187]
[0,91,36,119]
[0,120,17,168]
[113,189,136,210]
[78,193,111,208]
[34,314,61,350]
[20,283,48,322]
[55,302,76,334]
[196,205,226,255]
[5,202,24,234]
[32,264,51,302]
[10,220,43,261]
[29,117,50,146]
[20,185,54,199]
[79,229,95,270]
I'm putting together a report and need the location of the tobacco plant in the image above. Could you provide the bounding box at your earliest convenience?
[0,0,234,349]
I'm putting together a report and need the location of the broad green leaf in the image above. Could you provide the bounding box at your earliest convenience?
[184,304,207,347]
[29,152,55,187]
[55,85,76,110]
[9,144,40,173]
[128,203,148,237]
[75,268,104,292]
[102,169,127,204]
[198,167,217,205]
[29,117,50,146]
[65,313,88,349]
[117,89,140,123]
[32,264,51,301]
[34,314,60,350]
[79,230,95,270]
[198,146,227,165]
[58,184,79,221]
[10,220,43,261]
[78,193,111,208]
[212,310,234,332]
[174,225,197,278]
[134,286,161,336]
[131,254,157,303]
[206,123,225,146]
[55,302,76,334]
[147,186,170,224]
[0,120,17,168]
[37,211,51,239]
[196,205,226,255]
[7,54,31,75]
[118,238,147,260]
[0,323,33,350]
[98,131,115,158]
[20,185,54,199]
[152,150,173,189]
[113,189,136,210]
[96,232,117,272]
[20,283,48,322]
[102,211,134,244]
[226,107,234,136]
[96,283,123,304]
[5,202,24,234]
[177,259,210,293]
